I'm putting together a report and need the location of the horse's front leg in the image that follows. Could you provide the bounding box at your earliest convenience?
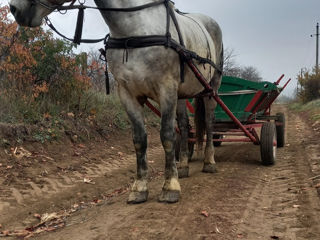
[158,93,181,203]
[177,99,190,178]
[119,88,149,204]
[203,97,218,173]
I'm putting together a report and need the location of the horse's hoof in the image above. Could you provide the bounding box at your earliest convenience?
[158,190,180,203]
[178,167,189,178]
[127,191,148,204]
[202,163,217,173]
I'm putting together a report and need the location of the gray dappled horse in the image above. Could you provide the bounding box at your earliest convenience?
[9,0,223,203]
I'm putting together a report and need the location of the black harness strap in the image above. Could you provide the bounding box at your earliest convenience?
[45,17,106,44]
[73,5,85,45]
[105,36,222,74]
[167,4,186,82]
[43,0,222,95]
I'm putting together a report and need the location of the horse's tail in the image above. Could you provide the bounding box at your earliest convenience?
[219,44,224,74]
[195,97,206,145]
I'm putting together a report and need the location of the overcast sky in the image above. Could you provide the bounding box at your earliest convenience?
[1,0,320,96]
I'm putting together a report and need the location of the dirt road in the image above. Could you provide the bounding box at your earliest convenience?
[1,105,320,240]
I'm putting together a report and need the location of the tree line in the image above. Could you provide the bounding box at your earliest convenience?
[0,5,107,123]
[297,67,320,103]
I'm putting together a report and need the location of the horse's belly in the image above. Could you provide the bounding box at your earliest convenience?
[177,68,213,98]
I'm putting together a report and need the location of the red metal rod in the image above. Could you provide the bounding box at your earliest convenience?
[216,138,253,143]
[245,91,263,112]
[188,138,253,143]
[262,78,291,115]
[275,74,285,85]
[183,56,213,92]
[186,100,195,114]
[281,78,291,92]
[145,100,181,133]
[213,132,245,136]
[145,100,161,117]
[213,95,259,144]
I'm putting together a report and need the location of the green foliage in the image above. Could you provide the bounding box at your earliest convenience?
[0,6,159,143]
[297,68,320,103]
[289,99,320,124]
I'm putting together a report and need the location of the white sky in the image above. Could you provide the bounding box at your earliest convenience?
[1,0,320,97]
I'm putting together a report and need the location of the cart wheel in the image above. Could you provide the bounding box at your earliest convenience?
[260,122,277,166]
[213,134,223,147]
[275,112,285,148]
[175,133,195,161]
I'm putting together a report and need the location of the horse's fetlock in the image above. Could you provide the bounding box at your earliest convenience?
[162,178,181,192]
[131,179,148,192]
[162,140,174,153]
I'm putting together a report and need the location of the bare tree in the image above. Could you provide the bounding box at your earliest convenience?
[223,47,262,82]
[240,66,262,82]
[223,48,238,76]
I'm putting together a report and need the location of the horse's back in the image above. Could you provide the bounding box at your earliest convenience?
[187,13,223,55]
[176,12,223,59]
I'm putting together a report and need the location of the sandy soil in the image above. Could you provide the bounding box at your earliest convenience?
[0,105,320,240]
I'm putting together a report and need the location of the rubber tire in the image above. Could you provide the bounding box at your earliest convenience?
[275,112,285,148]
[213,134,223,147]
[260,122,277,166]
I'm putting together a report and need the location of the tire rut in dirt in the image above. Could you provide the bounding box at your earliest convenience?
[236,107,320,240]
[2,105,320,240]
[0,149,138,227]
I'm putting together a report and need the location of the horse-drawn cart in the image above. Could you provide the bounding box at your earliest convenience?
[147,74,291,166]
[186,74,291,165]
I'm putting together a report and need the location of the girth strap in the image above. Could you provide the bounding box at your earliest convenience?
[106,36,222,75]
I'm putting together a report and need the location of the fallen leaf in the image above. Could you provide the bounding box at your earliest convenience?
[131,227,139,232]
[73,151,81,157]
[216,226,222,234]
[78,144,86,149]
[1,230,10,236]
[90,109,97,115]
[13,147,32,159]
[201,210,209,217]
[43,113,52,120]
[67,112,75,118]
[83,178,95,185]
[40,213,59,223]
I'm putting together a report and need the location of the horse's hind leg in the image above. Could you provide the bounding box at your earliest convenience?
[118,89,149,204]
[202,97,217,173]
[177,99,190,178]
[158,91,181,203]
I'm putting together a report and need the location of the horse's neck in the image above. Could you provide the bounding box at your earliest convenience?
[94,0,167,38]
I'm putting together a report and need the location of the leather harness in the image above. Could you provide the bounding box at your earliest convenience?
[33,0,222,94]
